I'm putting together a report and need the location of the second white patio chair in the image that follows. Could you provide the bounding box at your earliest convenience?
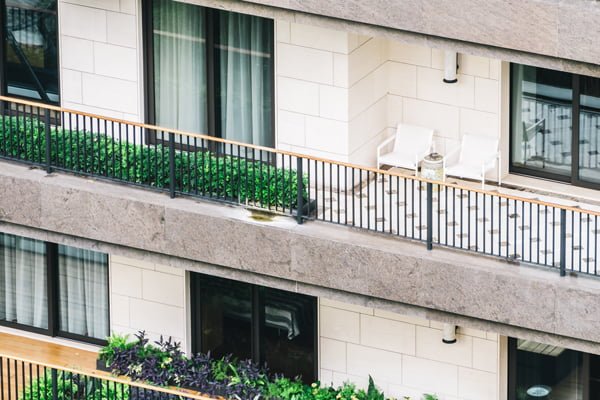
[377,123,434,174]
[444,134,501,189]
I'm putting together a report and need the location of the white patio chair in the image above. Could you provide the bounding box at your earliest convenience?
[376,123,434,174]
[444,134,501,190]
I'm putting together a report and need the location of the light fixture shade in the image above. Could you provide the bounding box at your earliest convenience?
[443,51,458,84]
[442,323,457,344]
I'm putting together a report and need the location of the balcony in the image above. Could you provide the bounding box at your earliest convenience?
[0,95,599,277]
[0,332,211,400]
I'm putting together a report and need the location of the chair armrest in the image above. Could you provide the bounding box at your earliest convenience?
[377,136,395,156]
[443,147,461,166]
[482,152,500,170]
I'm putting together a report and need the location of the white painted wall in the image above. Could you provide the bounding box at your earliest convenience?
[109,255,187,348]
[58,0,143,122]
[275,21,368,163]
[276,21,504,179]
[319,298,501,400]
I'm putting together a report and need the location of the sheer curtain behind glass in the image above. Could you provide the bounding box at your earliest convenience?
[216,11,273,147]
[0,233,47,328]
[58,245,108,339]
[153,0,207,133]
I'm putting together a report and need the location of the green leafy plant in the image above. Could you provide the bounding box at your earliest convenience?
[421,394,439,400]
[0,116,308,209]
[19,370,129,400]
[98,333,133,368]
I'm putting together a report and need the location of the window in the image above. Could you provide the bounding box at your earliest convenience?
[510,63,600,188]
[143,0,274,147]
[0,232,109,344]
[0,0,59,103]
[509,337,600,399]
[190,273,317,382]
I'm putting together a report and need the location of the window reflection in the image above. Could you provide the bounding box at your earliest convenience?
[513,339,583,400]
[579,76,600,184]
[4,0,59,103]
[192,273,317,382]
[511,64,573,178]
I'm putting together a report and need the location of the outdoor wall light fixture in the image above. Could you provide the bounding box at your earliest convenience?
[442,323,458,344]
[443,51,458,84]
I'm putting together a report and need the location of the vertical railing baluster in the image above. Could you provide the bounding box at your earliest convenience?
[169,132,176,198]
[427,182,433,250]
[45,110,52,173]
[296,157,304,224]
[51,368,58,400]
[560,208,567,276]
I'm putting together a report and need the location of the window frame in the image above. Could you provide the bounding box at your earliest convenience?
[0,0,60,105]
[509,63,600,190]
[141,1,275,147]
[0,237,110,346]
[507,337,594,400]
[189,272,318,382]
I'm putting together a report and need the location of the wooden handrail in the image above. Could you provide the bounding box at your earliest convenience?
[0,352,217,400]
[1,95,599,217]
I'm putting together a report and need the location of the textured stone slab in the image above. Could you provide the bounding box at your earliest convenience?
[241,0,600,65]
[4,162,600,345]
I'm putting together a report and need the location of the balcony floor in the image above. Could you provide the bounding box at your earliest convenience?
[312,171,600,273]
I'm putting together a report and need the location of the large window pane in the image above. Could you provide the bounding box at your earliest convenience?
[152,0,207,133]
[513,339,583,400]
[196,274,253,360]
[263,287,316,382]
[0,233,47,329]
[148,1,274,147]
[215,10,273,147]
[511,64,573,178]
[58,245,109,340]
[579,76,600,184]
[4,0,59,103]
[192,273,317,380]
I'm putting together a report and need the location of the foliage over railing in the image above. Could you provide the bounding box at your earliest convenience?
[97,331,437,400]
[0,115,306,209]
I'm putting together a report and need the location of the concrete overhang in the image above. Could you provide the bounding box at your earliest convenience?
[191,0,600,78]
[2,161,600,353]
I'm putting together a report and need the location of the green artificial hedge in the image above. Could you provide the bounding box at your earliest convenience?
[0,116,307,209]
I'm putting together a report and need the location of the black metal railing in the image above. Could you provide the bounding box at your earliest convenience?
[0,95,599,277]
[0,355,210,400]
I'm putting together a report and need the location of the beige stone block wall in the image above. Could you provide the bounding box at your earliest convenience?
[58,0,142,121]
[109,255,187,348]
[319,298,501,400]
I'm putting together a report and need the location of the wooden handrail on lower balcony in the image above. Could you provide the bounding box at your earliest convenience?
[0,352,216,400]
[0,94,597,217]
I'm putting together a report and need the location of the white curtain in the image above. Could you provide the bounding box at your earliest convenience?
[217,12,273,147]
[0,233,48,328]
[153,0,207,133]
[58,245,108,339]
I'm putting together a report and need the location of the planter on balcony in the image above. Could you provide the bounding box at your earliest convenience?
[96,357,112,373]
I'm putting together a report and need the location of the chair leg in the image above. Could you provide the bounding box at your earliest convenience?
[498,154,502,187]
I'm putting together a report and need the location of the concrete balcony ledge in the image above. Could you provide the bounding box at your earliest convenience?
[2,161,600,350]
[241,0,600,67]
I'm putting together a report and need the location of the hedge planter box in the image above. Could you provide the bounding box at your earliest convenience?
[96,357,112,373]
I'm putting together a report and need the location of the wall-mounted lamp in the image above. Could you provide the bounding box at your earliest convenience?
[442,323,457,344]
[443,51,458,84]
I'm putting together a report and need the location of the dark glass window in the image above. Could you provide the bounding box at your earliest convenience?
[510,63,600,187]
[509,338,600,400]
[144,0,274,147]
[191,273,317,382]
[1,0,59,104]
[0,232,109,344]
